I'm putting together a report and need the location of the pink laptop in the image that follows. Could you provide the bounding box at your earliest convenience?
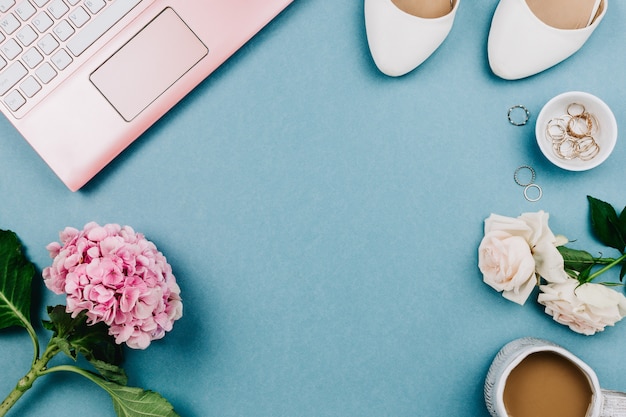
[0,0,293,191]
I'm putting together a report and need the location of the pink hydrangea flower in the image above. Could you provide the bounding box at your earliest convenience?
[42,222,183,349]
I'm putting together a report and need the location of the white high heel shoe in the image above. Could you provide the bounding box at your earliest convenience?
[365,0,459,77]
[488,0,606,80]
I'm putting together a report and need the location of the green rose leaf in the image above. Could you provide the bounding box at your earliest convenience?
[43,305,126,384]
[558,246,596,277]
[619,206,626,244]
[577,265,594,284]
[0,229,35,331]
[587,196,626,252]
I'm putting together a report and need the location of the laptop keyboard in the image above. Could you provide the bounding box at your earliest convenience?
[0,0,142,113]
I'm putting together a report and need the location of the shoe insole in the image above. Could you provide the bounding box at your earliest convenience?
[526,0,603,29]
[391,0,453,19]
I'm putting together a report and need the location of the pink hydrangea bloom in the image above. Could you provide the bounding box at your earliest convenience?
[42,222,183,349]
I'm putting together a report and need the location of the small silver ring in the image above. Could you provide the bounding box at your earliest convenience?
[508,105,530,126]
[514,165,536,187]
[524,184,543,202]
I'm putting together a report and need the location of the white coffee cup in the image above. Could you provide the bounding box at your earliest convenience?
[484,337,626,417]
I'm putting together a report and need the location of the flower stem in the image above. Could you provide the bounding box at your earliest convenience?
[41,365,118,406]
[25,322,40,367]
[41,364,102,386]
[0,341,59,417]
[587,253,626,283]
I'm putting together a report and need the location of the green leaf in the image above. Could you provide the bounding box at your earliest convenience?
[90,358,128,385]
[619,207,626,244]
[78,371,179,417]
[103,381,179,417]
[620,263,626,282]
[0,229,35,330]
[587,196,626,252]
[557,246,600,284]
[43,305,81,339]
[56,365,180,417]
[600,281,625,287]
[557,246,596,273]
[578,265,594,284]
[44,306,126,384]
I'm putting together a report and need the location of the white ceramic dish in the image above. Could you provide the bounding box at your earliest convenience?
[535,91,617,171]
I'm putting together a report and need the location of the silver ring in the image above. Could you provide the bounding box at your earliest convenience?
[524,184,543,202]
[514,165,536,187]
[508,105,530,126]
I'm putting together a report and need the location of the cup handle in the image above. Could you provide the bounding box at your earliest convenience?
[601,389,626,416]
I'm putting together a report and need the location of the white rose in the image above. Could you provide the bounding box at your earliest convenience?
[484,211,568,284]
[478,230,537,305]
[538,278,626,335]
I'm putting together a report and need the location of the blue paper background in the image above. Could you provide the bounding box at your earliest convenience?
[1,1,626,416]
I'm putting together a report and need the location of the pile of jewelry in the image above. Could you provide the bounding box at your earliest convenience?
[544,103,600,161]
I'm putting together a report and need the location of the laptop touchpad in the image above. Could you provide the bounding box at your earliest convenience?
[90,8,208,122]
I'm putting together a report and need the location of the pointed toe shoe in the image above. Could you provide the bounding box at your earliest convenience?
[365,0,460,77]
[488,0,607,80]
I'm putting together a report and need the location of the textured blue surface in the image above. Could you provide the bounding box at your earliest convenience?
[1,1,626,416]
